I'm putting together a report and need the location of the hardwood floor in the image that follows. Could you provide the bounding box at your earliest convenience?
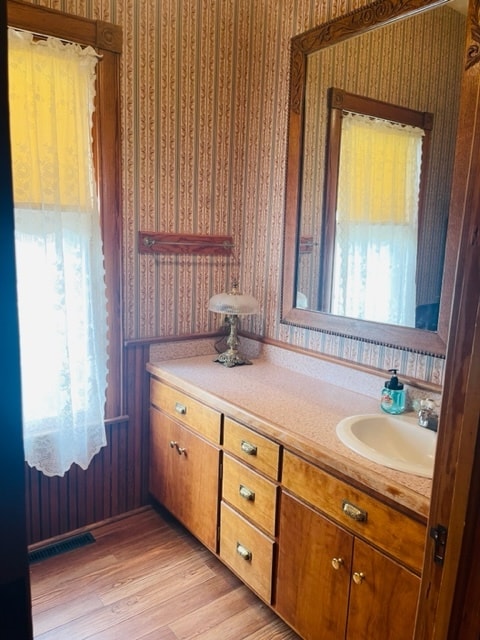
[30,506,300,639]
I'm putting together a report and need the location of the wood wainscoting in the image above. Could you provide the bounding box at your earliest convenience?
[24,341,151,545]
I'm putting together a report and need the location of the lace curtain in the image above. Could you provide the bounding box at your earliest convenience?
[8,28,108,477]
[331,111,424,326]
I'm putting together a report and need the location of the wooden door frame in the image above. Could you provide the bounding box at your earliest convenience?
[415,0,480,636]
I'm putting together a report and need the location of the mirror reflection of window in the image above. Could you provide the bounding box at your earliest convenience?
[320,89,432,327]
[332,113,424,325]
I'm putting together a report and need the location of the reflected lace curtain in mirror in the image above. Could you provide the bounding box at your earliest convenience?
[332,113,423,325]
[312,90,432,328]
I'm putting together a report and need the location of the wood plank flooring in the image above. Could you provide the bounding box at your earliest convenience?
[30,506,300,640]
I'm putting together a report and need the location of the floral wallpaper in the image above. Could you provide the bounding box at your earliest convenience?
[19,0,455,384]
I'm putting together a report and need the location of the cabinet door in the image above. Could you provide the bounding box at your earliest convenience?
[347,538,421,640]
[149,407,220,552]
[276,492,353,640]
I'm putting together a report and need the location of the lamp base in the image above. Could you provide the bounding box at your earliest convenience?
[213,348,252,368]
[212,313,253,367]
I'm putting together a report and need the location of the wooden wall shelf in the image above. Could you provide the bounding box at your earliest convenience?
[139,232,234,256]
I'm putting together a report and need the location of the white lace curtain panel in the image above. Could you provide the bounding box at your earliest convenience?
[8,28,108,477]
[331,111,424,326]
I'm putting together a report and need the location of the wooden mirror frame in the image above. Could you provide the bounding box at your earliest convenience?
[281,0,463,356]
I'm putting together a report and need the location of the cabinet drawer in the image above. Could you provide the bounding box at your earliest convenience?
[222,454,277,535]
[219,502,274,603]
[150,378,221,444]
[282,450,426,573]
[223,417,280,480]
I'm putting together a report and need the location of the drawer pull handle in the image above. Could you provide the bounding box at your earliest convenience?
[175,402,187,415]
[236,542,252,562]
[241,440,257,456]
[342,500,367,522]
[169,440,186,455]
[331,557,344,571]
[239,485,255,502]
[353,571,366,585]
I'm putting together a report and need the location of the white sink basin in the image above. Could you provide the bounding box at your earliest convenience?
[336,413,436,477]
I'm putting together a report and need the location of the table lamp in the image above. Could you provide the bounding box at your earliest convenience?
[208,284,259,367]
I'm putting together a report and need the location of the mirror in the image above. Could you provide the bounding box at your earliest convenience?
[281,0,467,356]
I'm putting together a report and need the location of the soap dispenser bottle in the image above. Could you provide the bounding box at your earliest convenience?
[381,369,406,414]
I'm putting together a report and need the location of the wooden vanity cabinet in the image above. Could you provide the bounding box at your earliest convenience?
[276,452,423,640]
[149,378,221,553]
[148,374,426,640]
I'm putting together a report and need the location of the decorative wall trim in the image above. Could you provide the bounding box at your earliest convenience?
[96,19,122,52]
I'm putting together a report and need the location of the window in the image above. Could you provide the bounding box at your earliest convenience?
[7,3,123,477]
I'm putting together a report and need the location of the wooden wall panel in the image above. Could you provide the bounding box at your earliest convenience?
[25,341,151,546]
[25,419,127,544]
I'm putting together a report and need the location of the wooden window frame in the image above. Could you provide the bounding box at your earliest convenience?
[7,0,124,421]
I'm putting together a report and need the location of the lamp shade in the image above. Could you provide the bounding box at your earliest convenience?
[208,290,259,316]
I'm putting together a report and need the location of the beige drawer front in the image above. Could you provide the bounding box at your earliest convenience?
[219,502,274,603]
[282,450,426,574]
[222,454,277,536]
[150,378,221,444]
[223,417,280,480]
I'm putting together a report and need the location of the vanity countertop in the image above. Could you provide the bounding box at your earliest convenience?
[147,354,432,520]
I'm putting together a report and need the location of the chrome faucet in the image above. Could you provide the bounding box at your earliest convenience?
[417,398,438,432]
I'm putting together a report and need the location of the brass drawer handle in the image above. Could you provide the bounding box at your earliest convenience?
[331,557,344,571]
[241,440,257,456]
[236,542,252,562]
[175,402,187,415]
[239,484,255,502]
[353,571,366,585]
[169,440,186,455]
[342,500,367,522]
